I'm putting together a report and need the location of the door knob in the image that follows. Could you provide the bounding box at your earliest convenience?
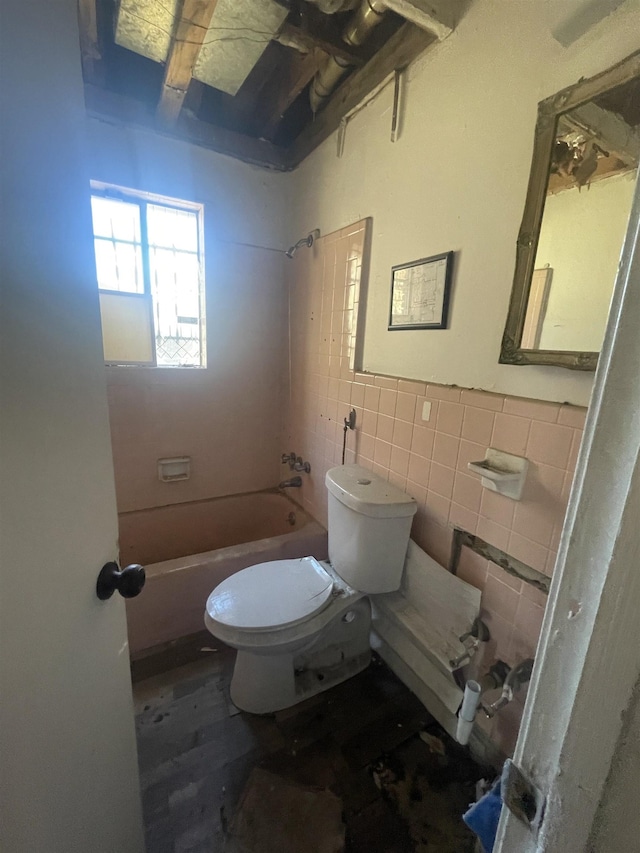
[96,561,145,601]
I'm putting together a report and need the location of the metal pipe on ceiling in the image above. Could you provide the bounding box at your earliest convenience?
[309,0,388,113]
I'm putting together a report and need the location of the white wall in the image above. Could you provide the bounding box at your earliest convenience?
[287,0,640,406]
[536,171,637,351]
[87,119,291,511]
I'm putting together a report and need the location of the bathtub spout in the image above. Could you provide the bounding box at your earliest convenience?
[279,476,302,489]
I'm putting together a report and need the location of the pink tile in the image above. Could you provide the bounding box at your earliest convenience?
[411,425,435,459]
[392,418,413,450]
[388,471,407,490]
[350,383,366,408]
[461,407,495,445]
[545,549,558,576]
[557,405,587,429]
[433,432,460,468]
[456,439,485,474]
[456,549,488,591]
[508,531,548,574]
[378,388,397,417]
[520,581,548,608]
[487,561,522,593]
[491,413,531,456]
[421,517,453,568]
[482,574,520,625]
[361,409,378,436]
[480,488,515,528]
[429,462,455,499]
[449,503,478,534]
[374,439,392,468]
[426,383,461,402]
[515,595,545,647]
[453,472,483,512]
[477,517,511,552]
[527,421,574,468]
[376,414,395,442]
[390,445,410,477]
[436,401,465,436]
[398,379,427,395]
[372,461,390,479]
[357,431,375,461]
[374,375,398,389]
[407,453,430,487]
[426,490,451,523]
[395,392,417,423]
[338,380,351,403]
[460,389,504,411]
[480,609,514,663]
[503,397,560,423]
[354,372,375,384]
[327,377,339,400]
[363,384,381,411]
[512,464,565,547]
[406,479,428,504]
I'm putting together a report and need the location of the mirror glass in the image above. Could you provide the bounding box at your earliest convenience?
[522,77,639,353]
[501,52,640,370]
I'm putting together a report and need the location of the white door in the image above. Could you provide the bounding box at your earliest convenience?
[0,2,144,851]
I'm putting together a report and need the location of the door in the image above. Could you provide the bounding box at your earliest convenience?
[0,1,144,851]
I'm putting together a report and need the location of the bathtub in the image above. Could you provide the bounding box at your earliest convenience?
[121,491,328,658]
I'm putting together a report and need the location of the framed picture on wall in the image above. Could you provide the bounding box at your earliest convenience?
[388,251,454,330]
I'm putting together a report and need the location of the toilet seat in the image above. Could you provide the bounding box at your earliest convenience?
[206,556,334,633]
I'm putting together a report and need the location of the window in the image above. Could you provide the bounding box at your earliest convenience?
[90,183,205,367]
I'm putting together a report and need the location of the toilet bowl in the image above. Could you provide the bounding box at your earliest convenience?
[204,465,417,714]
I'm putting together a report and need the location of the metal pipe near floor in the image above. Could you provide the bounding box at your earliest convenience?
[309,0,388,112]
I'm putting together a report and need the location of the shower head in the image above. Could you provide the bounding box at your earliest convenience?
[285,230,319,259]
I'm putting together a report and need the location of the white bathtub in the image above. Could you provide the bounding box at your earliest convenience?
[122,491,328,658]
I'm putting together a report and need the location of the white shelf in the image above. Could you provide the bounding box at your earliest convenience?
[467,448,528,500]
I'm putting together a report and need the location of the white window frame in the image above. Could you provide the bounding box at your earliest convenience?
[90,180,206,368]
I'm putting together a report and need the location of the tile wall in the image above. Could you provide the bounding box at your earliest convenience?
[284,220,588,756]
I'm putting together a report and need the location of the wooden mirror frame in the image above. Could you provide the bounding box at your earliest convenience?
[500,50,640,371]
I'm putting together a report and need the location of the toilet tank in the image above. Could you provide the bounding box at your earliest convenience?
[325,464,417,593]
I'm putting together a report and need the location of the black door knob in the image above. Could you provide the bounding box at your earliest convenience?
[96,561,145,601]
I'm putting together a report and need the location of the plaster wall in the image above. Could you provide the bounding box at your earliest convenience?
[286,0,640,406]
[87,120,289,512]
[536,171,637,351]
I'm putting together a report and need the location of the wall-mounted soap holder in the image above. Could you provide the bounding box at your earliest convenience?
[467,448,528,500]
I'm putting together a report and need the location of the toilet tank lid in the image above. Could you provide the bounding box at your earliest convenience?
[326,465,417,518]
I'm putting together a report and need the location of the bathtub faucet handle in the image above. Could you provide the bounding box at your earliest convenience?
[293,457,311,474]
[281,452,297,468]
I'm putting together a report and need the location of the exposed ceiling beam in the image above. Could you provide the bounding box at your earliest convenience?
[157,0,219,126]
[259,49,325,141]
[276,22,365,67]
[78,0,102,84]
[561,102,640,167]
[86,84,291,172]
[289,22,434,167]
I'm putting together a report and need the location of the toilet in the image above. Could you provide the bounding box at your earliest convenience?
[204,464,417,714]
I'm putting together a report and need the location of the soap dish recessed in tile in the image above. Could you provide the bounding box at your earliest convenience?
[467,448,528,500]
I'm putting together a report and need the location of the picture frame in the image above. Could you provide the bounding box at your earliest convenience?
[388,251,454,330]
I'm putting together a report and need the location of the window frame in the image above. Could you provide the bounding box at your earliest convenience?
[90,181,206,368]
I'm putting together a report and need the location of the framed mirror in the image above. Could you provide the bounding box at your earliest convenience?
[500,51,640,370]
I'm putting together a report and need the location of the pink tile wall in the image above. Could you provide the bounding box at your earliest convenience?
[284,220,588,757]
[107,248,287,513]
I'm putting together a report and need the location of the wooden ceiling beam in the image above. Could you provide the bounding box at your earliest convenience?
[259,49,325,141]
[86,84,291,171]
[157,0,218,126]
[288,22,434,168]
[277,22,365,67]
[78,0,102,85]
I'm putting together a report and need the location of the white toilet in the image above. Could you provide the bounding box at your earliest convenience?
[204,464,417,714]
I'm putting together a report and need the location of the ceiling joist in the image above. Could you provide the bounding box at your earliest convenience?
[157,0,219,126]
[260,48,325,140]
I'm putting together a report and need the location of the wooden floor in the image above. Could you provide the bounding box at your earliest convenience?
[132,634,485,853]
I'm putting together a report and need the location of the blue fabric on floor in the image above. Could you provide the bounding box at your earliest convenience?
[463,779,502,853]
